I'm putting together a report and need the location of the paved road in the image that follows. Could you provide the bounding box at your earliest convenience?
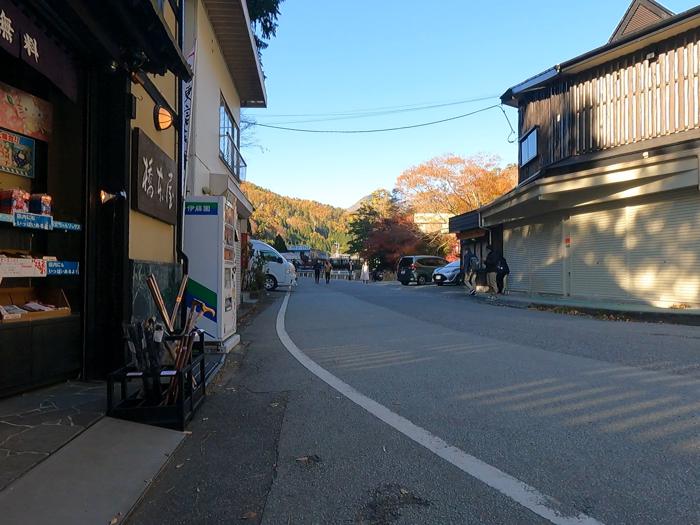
[131,278,700,524]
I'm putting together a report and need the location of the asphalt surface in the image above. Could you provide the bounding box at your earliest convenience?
[130,278,700,524]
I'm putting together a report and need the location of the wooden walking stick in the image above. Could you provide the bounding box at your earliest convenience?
[145,274,178,363]
[164,300,214,404]
[147,274,174,333]
[170,274,189,330]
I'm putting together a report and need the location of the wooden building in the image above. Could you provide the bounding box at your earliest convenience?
[481,0,700,307]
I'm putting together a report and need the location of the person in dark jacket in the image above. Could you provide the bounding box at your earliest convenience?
[313,260,322,284]
[497,256,510,294]
[484,245,501,299]
[463,247,479,296]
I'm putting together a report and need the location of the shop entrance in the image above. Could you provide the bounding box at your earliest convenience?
[0,46,86,397]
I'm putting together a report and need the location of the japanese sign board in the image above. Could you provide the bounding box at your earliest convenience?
[0,129,35,179]
[46,261,79,276]
[13,211,51,230]
[185,201,218,215]
[53,220,81,231]
[0,1,78,101]
[0,258,46,278]
[132,128,177,225]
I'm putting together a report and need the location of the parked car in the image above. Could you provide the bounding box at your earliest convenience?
[432,260,464,286]
[396,255,449,285]
[250,239,297,291]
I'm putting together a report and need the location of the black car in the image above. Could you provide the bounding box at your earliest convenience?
[397,255,449,285]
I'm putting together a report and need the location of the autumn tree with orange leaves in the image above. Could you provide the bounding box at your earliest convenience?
[395,154,517,216]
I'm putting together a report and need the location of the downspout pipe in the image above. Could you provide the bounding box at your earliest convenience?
[176,0,189,329]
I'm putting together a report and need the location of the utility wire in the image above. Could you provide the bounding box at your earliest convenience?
[253,95,500,119]
[251,104,518,138]
[260,96,501,125]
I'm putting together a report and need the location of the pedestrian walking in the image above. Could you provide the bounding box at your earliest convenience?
[360,260,370,284]
[348,260,354,280]
[324,260,332,284]
[463,247,479,296]
[484,245,501,300]
[497,255,510,294]
[313,259,322,284]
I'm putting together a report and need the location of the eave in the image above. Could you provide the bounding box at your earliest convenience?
[202,0,267,108]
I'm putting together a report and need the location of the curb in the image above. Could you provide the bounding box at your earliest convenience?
[476,295,700,326]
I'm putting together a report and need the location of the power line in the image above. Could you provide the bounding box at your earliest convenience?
[252,95,500,120]
[250,104,517,137]
[260,96,501,125]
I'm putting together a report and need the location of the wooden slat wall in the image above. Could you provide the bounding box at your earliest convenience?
[518,28,700,184]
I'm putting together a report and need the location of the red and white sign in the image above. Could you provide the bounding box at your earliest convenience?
[0,257,46,277]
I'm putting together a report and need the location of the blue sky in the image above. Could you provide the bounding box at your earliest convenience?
[242,0,694,208]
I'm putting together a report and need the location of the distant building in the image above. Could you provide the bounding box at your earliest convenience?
[413,213,454,234]
[287,245,311,252]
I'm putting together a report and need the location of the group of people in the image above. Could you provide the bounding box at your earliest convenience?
[312,259,373,284]
[463,244,509,300]
[312,259,333,284]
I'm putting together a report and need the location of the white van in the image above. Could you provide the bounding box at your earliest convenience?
[250,239,297,291]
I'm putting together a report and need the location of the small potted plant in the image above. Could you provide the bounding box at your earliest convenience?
[243,254,266,302]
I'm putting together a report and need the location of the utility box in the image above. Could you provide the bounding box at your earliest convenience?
[183,195,237,347]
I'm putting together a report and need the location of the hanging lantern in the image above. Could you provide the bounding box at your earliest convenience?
[154,105,174,131]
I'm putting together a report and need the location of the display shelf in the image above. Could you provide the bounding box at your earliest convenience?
[0,212,82,231]
[0,258,80,278]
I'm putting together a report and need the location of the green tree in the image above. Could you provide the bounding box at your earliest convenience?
[246,0,283,52]
[347,189,411,264]
[273,234,288,253]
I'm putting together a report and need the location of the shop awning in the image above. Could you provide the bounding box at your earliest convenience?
[449,210,480,233]
[481,149,700,226]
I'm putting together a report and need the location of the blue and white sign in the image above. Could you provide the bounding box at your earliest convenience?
[13,211,52,230]
[185,201,218,215]
[46,261,79,276]
[53,221,81,231]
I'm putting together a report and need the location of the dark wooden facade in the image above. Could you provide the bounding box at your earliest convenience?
[518,26,700,183]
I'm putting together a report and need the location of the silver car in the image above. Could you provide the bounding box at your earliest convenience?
[432,260,464,286]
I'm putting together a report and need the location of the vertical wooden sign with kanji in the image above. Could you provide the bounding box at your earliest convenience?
[131,128,177,225]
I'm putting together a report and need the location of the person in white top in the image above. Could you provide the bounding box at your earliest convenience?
[360,261,370,284]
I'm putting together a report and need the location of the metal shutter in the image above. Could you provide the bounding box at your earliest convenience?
[570,208,629,300]
[627,191,700,306]
[504,225,530,292]
[529,221,564,295]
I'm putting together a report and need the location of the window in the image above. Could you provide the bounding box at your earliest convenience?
[260,251,282,264]
[520,127,538,166]
[398,257,414,268]
[219,96,241,177]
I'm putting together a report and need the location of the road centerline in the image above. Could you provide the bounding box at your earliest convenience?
[276,291,605,525]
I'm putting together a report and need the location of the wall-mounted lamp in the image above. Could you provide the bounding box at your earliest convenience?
[154,105,174,131]
[100,190,127,204]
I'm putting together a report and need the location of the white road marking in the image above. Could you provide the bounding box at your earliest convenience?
[276,292,604,525]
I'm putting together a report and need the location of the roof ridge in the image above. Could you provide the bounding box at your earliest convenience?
[609,0,675,43]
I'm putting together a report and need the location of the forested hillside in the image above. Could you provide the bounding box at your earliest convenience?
[242,182,350,253]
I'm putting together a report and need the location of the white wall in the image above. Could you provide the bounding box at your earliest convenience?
[186,0,243,197]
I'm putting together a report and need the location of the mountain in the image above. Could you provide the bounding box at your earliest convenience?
[346,194,373,213]
[241,182,350,253]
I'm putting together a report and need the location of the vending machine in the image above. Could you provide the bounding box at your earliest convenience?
[183,195,238,347]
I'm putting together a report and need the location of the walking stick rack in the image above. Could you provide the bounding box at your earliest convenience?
[107,273,210,431]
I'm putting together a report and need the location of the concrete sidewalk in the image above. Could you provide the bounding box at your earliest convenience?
[475,290,700,324]
[0,417,185,525]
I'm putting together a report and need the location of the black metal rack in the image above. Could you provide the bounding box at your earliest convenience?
[106,332,207,431]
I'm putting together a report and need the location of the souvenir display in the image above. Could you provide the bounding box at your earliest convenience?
[0,189,30,214]
[29,194,52,215]
[0,130,35,179]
